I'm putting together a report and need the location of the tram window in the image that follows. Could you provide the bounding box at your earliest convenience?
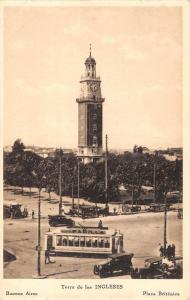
[62,236,68,246]
[98,239,104,248]
[80,237,85,247]
[69,237,74,247]
[74,237,79,247]
[86,238,92,247]
[105,239,110,248]
[92,238,98,248]
[56,235,62,246]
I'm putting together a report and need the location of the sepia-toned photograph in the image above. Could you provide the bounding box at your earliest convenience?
[2,4,183,284]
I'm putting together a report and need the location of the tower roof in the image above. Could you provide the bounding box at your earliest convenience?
[85,44,96,65]
[85,56,96,65]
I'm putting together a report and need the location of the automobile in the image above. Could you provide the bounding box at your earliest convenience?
[163,257,183,279]
[97,205,109,217]
[131,256,183,279]
[93,253,134,278]
[48,215,75,227]
[148,203,170,212]
[130,205,141,213]
[131,257,163,279]
[122,204,141,214]
[69,205,97,218]
[69,204,109,219]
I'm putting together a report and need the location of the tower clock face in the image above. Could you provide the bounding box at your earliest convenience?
[90,83,98,92]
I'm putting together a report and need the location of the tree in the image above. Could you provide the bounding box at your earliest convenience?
[12,139,25,156]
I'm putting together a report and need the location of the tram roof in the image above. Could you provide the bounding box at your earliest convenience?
[47,228,114,235]
[46,226,123,236]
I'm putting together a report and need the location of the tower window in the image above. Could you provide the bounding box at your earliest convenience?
[93,124,97,131]
[93,135,97,145]
[93,114,97,120]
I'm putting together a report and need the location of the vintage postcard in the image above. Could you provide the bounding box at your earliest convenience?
[0,0,190,299]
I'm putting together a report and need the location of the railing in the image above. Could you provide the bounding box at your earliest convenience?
[76,97,105,103]
[80,76,101,81]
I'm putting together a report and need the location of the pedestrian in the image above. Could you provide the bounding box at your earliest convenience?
[105,203,109,215]
[45,248,51,264]
[25,208,28,217]
[159,245,164,257]
[171,244,176,259]
[32,210,34,219]
[166,244,172,259]
[98,219,103,228]
[45,247,55,264]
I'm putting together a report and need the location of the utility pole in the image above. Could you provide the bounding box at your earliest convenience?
[131,161,136,210]
[33,170,46,279]
[132,177,134,209]
[153,162,156,203]
[77,158,80,216]
[163,195,167,256]
[72,182,74,209]
[59,148,62,215]
[37,188,41,276]
[153,151,157,203]
[105,134,108,204]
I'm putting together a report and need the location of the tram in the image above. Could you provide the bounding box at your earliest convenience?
[44,225,124,256]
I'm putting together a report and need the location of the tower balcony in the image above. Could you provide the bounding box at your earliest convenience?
[76,97,105,103]
[77,146,103,158]
[80,75,101,82]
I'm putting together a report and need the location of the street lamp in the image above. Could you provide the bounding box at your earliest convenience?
[59,148,63,215]
[131,162,137,210]
[105,134,108,206]
[33,173,47,279]
[77,158,80,216]
[163,177,168,256]
[153,151,158,203]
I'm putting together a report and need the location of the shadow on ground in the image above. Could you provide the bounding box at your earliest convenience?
[4,249,16,263]
[46,269,78,278]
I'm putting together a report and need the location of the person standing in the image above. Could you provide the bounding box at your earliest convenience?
[159,245,164,257]
[45,246,55,264]
[171,244,176,259]
[98,220,103,228]
[45,248,51,264]
[166,244,172,259]
[32,210,34,219]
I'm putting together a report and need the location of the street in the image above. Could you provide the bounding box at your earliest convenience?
[4,187,182,279]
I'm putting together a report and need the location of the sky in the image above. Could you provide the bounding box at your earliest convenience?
[4,6,182,150]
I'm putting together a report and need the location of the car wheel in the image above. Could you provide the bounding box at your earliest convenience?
[93,266,98,275]
[99,271,105,278]
[131,269,140,279]
[124,267,130,275]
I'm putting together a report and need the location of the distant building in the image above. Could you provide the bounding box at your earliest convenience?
[162,154,180,161]
[48,149,74,158]
[3,146,12,152]
[25,146,74,158]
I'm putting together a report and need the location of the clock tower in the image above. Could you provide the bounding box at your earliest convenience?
[76,47,105,163]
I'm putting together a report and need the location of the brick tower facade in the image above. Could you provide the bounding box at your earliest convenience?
[76,48,105,163]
